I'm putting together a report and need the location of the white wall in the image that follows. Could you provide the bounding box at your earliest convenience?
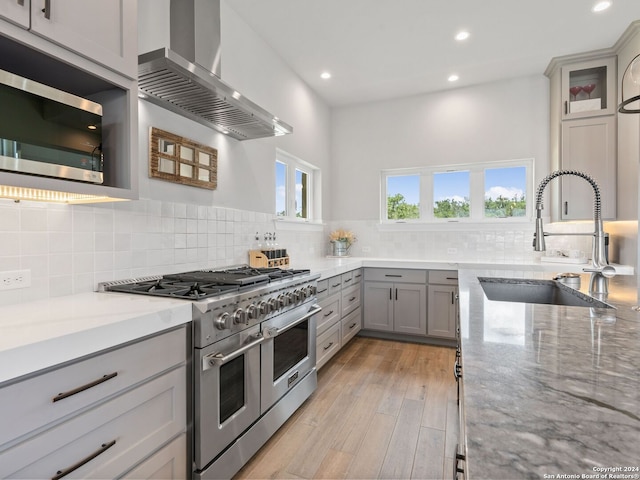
[330,75,550,221]
[327,76,551,262]
[138,0,332,216]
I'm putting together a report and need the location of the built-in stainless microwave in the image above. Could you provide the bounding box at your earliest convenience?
[0,68,103,184]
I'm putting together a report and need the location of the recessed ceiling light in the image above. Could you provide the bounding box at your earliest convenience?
[320,72,331,80]
[455,31,470,41]
[592,0,612,12]
[448,74,459,82]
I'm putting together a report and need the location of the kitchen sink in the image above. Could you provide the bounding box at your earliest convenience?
[477,277,614,309]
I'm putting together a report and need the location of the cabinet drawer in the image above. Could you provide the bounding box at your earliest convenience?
[341,270,354,287]
[341,308,361,345]
[317,294,341,336]
[316,322,341,370]
[316,279,330,300]
[0,365,186,479]
[327,275,343,296]
[0,327,186,448]
[428,270,458,285]
[123,433,187,480]
[341,283,361,317]
[351,269,363,285]
[364,268,427,283]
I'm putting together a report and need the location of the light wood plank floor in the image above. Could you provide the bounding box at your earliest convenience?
[234,336,458,480]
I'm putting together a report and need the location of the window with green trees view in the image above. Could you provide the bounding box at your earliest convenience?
[382,159,532,223]
[387,174,420,220]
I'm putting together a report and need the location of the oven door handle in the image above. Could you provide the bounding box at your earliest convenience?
[202,333,266,370]
[265,304,322,338]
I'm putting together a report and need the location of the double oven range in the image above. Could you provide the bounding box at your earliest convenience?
[100,266,321,479]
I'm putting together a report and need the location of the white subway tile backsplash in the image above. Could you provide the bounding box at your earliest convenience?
[21,208,48,231]
[174,203,187,219]
[0,196,558,307]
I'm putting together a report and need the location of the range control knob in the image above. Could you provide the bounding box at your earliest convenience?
[308,285,317,296]
[268,297,279,311]
[257,301,269,315]
[292,289,302,303]
[278,294,289,308]
[232,308,247,324]
[246,304,258,320]
[214,312,231,330]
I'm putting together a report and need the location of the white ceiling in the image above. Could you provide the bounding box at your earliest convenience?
[226,0,640,107]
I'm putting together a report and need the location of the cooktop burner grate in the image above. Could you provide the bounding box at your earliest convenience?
[101,265,312,300]
[106,279,241,299]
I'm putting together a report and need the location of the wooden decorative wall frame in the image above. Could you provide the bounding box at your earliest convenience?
[149,127,217,190]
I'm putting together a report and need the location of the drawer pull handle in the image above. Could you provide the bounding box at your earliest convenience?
[446,277,457,280]
[344,278,352,283]
[385,274,402,277]
[323,342,334,351]
[52,439,116,480]
[332,283,341,288]
[324,310,334,317]
[349,322,357,329]
[52,372,118,403]
[317,288,328,294]
[349,296,356,302]
[42,0,51,19]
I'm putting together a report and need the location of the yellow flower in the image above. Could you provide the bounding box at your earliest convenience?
[329,229,357,246]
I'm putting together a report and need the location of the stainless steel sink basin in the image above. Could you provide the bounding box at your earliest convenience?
[478,277,613,308]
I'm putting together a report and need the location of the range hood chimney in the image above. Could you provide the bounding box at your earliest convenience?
[138,0,293,141]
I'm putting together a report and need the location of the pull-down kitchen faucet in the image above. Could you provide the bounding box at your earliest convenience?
[533,170,612,294]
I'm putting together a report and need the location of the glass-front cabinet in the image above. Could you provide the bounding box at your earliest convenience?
[546,51,618,221]
[561,56,616,119]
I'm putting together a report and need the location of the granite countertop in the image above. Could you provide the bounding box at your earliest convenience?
[458,269,640,479]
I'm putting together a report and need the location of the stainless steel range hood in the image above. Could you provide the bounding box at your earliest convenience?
[138,0,293,141]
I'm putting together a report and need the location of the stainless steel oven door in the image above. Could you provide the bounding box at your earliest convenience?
[194,324,264,470]
[260,302,320,413]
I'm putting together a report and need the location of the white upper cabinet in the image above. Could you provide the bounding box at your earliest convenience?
[0,0,30,28]
[26,0,137,79]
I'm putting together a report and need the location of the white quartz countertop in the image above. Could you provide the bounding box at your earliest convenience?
[457,269,640,479]
[0,292,192,385]
[293,256,634,279]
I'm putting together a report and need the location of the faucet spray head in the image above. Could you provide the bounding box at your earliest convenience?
[534,215,545,251]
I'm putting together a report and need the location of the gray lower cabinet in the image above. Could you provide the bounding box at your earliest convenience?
[427,270,459,339]
[363,269,428,336]
[363,268,459,342]
[0,326,188,479]
[316,268,362,369]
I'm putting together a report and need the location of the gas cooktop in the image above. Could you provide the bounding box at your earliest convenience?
[102,266,311,300]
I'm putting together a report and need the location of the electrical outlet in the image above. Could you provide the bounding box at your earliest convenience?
[447,248,458,255]
[361,246,372,253]
[0,269,31,291]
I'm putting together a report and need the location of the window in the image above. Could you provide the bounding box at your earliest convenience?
[386,174,420,220]
[276,161,287,216]
[484,166,527,218]
[381,159,533,223]
[276,150,319,221]
[433,170,470,218]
